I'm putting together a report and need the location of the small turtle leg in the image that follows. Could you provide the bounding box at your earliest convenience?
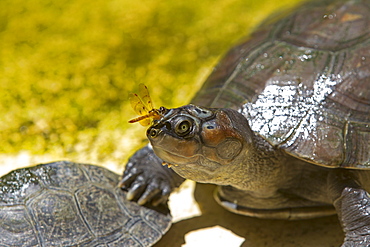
[335,187,370,247]
[329,171,370,247]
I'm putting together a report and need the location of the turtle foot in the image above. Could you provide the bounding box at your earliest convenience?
[334,187,370,247]
[341,239,370,247]
[119,145,184,206]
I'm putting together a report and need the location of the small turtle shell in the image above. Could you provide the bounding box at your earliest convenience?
[0,161,171,246]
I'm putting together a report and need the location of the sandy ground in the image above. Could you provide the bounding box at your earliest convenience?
[155,180,344,247]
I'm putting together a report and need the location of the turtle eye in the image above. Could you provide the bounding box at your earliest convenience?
[175,120,192,137]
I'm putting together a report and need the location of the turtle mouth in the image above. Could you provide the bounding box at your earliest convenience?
[155,148,225,183]
[151,142,200,166]
[154,145,223,171]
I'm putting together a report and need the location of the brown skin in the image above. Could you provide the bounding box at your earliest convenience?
[120,104,370,246]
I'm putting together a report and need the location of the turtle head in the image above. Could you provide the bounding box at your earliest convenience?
[147,104,254,183]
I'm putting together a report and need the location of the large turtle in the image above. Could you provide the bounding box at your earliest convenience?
[120,0,370,246]
[0,161,171,246]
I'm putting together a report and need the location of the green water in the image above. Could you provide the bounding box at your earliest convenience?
[0,0,302,172]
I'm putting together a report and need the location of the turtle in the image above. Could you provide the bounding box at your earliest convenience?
[0,161,171,246]
[119,0,370,246]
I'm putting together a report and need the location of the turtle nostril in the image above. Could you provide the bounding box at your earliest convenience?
[164,122,172,131]
[147,121,171,138]
[147,128,159,138]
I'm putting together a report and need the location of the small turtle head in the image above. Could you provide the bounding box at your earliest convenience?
[147,104,254,183]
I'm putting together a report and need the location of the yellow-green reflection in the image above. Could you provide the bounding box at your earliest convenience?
[0,0,301,173]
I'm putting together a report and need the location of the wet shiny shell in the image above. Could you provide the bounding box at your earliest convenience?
[192,0,370,168]
[0,161,171,246]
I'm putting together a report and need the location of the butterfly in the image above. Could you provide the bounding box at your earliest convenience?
[128,84,166,126]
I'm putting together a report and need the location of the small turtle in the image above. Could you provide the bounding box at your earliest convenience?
[0,161,171,246]
[120,0,370,246]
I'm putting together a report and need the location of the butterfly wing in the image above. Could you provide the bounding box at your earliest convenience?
[128,84,155,126]
[129,93,149,116]
[138,117,151,126]
[129,93,151,126]
[138,83,154,111]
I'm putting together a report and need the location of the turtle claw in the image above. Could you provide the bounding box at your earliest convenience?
[126,180,146,201]
[118,172,138,189]
[137,187,160,205]
[152,194,169,207]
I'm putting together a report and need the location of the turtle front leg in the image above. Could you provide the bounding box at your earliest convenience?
[119,145,185,206]
[329,171,370,247]
[335,187,370,246]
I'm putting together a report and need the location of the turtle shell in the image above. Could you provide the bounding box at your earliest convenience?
[0,161,171,246]
[191,0,370,168]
